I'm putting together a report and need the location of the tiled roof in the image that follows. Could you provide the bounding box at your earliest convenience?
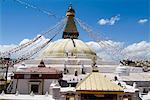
[76,72,123,92]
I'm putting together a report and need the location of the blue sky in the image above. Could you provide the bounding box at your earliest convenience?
[0,0,149,45]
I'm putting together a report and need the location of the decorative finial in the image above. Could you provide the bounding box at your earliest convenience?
[67,3,75,13]
[69,3,72,7]
[63,4,78,39]
[38,59,46,67]
[68,3,72,10]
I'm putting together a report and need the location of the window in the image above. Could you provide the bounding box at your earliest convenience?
[31,74,39,79]
[24,74,30,79]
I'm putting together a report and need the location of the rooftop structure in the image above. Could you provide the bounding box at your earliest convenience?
[10,60,62,94]
[62,4,79,39]
[37,4,97,67]
[76,72,124,93]
[75,71,141,100]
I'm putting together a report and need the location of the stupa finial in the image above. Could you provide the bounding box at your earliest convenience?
[62,4,79,39]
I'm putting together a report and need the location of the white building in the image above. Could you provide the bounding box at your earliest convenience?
[10,60,62,95]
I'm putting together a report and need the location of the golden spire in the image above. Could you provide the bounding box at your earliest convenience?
[62,4,79,39]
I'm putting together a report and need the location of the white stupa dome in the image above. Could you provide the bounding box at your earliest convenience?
[39,39,97,60]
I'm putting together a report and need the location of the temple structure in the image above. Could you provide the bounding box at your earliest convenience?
[1,4,149,100]
[10,60,62,94]
[27,4,98,75]
[76,71,124,100]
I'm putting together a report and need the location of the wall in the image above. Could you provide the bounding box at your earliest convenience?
[12,79,59,95]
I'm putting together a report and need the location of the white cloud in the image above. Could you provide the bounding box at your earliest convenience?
[98,15,120,25]
[98,19,109,25]
[86,40,124,61]
[19,39,30,45]
[19,34,46,45]
[0,36,149,62]
[0,35,49,58]
[122,41,150,60]
[0,44,17,52]
[86,41,150,61]
[138,19,148,24]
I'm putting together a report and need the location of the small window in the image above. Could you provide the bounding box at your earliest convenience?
[31,74,39,79]
[24,74,30,79]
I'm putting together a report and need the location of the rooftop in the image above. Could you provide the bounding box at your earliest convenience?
[76,72,124,93]
[103,72,150,82]
[16,67,61,74]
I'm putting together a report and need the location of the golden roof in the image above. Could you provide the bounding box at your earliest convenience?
[63,16,78,34]
[63,5,79,39]
[76,72,124,94]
